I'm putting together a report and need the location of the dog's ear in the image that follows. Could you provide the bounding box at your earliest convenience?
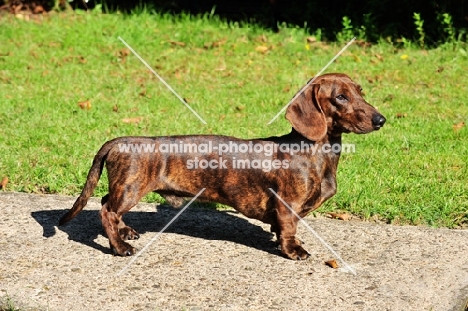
[285,83,327,141]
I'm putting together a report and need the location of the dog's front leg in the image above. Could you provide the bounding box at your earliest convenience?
[99,204,136,256]
[275,203,310,260]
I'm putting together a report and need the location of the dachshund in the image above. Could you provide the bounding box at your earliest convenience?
[59,73,386,260]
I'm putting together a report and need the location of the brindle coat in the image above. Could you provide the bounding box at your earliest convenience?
[59,73,386,260]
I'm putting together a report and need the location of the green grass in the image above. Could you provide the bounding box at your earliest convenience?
[0,294,46,311]
[0,11,467,228]
[0,296,18,311]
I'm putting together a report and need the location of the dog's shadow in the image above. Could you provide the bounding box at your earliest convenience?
[31,204,279,256]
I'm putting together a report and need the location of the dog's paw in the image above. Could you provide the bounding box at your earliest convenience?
[119,226,140,240]
[162,195,185,208]
[280,241,311,260]
[111,241,136,257]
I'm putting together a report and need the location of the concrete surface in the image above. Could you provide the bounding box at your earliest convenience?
[0,192,467,311]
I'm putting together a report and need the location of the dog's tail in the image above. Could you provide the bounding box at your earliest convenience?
[58,141,115,226]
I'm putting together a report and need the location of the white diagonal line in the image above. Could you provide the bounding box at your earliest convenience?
[268,188,357,275]
[117,188,206,276]
[267,37,356,125]
[118,36,207,125]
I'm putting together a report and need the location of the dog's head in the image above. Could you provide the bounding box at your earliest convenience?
[285,73,386,141]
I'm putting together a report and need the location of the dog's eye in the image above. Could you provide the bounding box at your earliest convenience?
[336,94,347,101]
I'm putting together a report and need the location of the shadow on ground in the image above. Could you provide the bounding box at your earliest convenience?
[31,205,279,257]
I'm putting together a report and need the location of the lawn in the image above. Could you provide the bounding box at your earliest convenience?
[0,11,467,228]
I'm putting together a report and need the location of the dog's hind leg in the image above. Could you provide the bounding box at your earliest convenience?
[101,194,140,241]
[100,203,135,256]
[100,190,146,256]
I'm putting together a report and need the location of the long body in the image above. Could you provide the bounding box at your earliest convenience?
[59,73,386,260]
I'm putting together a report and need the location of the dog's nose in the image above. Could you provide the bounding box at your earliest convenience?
[372,114,386,129]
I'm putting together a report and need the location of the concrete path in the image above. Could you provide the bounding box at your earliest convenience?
[0,192,467,311]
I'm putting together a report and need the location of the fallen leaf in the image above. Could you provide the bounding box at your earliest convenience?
[1,176,8,189]
[33,5,44,14]
[327,212,351,221]
[255,35,268,42]
[119,48,130,58]
[169,41,185,47]
[62,56,73,63]
[78,100,91,110]
[255,45,269,54]
[355,40,371,47]
[204,38,227,49]
[375,53,384,61]
[213,39,227,47]
[122,117,143,124]
[112,104,118,112]
[396,113,407,118]
[325,259,338,269]
[453,122,465,131]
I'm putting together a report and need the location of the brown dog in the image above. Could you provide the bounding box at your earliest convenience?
[59,73,385,260]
